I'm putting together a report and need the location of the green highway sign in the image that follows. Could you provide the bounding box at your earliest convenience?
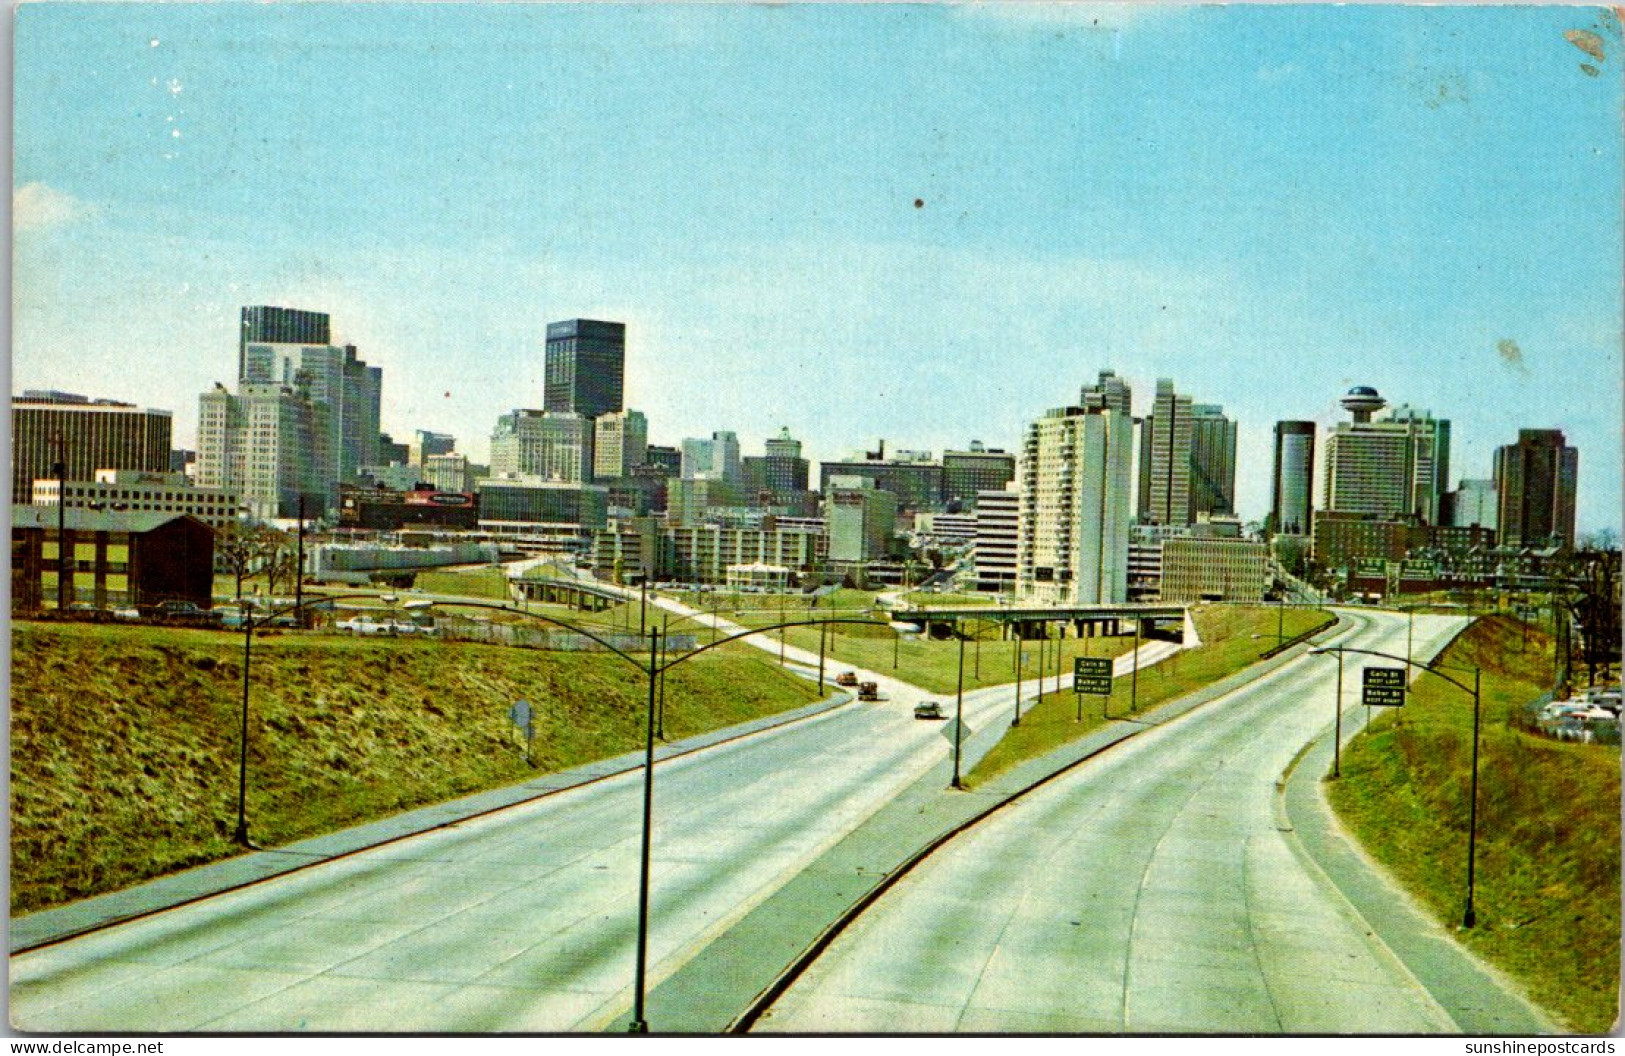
[1353,558,1386,578]
[1073,656,1113,695]
[1401,559,1437,580]
[1362,666,1406,707]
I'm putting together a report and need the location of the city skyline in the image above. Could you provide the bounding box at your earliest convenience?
[13,4,1622,531]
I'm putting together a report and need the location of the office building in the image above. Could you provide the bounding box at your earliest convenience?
[743,427,811,498]
[1322,388,1450,524]
[32,470,243,532]
[593,410,649,481]
[1271,421,1317,536]
[942,443,1016,509]
[409,430,456,466]
[476,478,609,530]
[1160,537,1267,603]
[818,444,945,512]
[196,383,325,521]
[423,453,472,493]
[1016,402,1133,605]
[1080,369,1133,416]
[681,431,742,484]
[490,410,594,483]
[1495,429,1579,549]
[11,393,174,508]
[643,445,683,476]
[592,518,827,585]
[239,306,330,382]
[1188,404,1238,519]
[543,319,625,419]
[825,476,899,563]
[973,485,1020,593]
[377,433,411,466]
[1138,379,1193,527]
[1445,478,1499,531]
[668,477,744,526]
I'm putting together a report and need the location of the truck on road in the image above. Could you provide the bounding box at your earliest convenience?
[857,681,880,701]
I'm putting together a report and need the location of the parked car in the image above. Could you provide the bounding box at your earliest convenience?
[914,701,946,720]
[337,616,394,635]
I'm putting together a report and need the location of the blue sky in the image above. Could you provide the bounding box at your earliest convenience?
[13,3,1622,531]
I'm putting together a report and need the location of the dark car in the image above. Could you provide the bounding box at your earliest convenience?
[914,701,945,720]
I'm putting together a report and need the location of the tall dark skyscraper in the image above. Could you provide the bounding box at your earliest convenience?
[239,306,331,381]
[1271,421,1316,536]
[544,319,625,419]
[1188,404,1237,519]
[1494,429,1578,549]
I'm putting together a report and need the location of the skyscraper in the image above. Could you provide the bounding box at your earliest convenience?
[1322,388,1450,523]
[1016,401,1133,605]
[1188,404,1238,519]
[490,410,595,483]
[593,410,649,481]
[196,383,323,521]
[1080,369,1132,416]
[11,393,173,507]
[544,319,625,420]
[681,431,742,484]
[239,306,330,382]
[1138,379,1193,527]
[942,442,1016,509]
[1270,421,1317,536]
[1494,429,1578,549]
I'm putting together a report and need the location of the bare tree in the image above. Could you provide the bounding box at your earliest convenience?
[213,522,290,602]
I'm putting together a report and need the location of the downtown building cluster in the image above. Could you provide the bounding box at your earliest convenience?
[8,302,1590,610]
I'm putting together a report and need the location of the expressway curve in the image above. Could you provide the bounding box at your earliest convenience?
[756,608,1530,1034]
[10,596,1163,1032]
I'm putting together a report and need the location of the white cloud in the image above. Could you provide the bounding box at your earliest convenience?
[14,182,95,233]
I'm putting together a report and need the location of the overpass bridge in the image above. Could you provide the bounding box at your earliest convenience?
[511,574,627,611]
[884,600,1190,642]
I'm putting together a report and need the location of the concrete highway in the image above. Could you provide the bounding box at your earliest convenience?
[10,602,1173,1032]
[759,610,1484,1033]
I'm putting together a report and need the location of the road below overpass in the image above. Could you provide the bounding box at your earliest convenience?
[757,610,1547,1034]
[10,600,1175,1032]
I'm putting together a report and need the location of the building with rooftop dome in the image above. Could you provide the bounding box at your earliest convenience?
[1322,386,1450,524]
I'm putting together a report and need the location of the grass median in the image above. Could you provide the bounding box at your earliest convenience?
[968,605,1334,788]
[1326,615,1620,1033]
[10,620,822,915]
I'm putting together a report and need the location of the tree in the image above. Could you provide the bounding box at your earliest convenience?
[213,522,291,601]
[1553,537,1622,691]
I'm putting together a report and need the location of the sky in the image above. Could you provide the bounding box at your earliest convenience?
[12,3,1623,532]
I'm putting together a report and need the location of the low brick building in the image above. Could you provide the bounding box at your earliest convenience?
[12,506,215,612]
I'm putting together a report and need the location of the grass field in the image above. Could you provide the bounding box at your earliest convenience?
[1327,615,1620,1033]
[10,620,822,914]
[969,605,1334,787]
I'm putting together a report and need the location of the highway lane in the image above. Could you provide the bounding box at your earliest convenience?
[759,610,1480,1034]
[12,605,1171,1032]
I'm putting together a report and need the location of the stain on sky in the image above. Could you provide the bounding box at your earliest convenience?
[1565,28,1607,63]
[1497,339,1527,373]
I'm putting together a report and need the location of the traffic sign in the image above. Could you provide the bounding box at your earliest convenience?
[1362,667,1406,707]
[1073,656,1113,696]
[943,717,973,745]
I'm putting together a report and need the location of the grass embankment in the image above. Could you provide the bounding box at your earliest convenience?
[412,566,510,599]
[1327,616,1620,1033]
[10,621,822,915]
[969,605,1334,787]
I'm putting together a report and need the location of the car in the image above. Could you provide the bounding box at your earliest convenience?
[835,671,858,687]
[914,701,946,720]
[337,616,392,635]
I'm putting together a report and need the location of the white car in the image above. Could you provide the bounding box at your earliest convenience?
[338,616,393,635]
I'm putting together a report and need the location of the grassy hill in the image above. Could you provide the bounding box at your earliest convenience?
[1328,615,1620,1033]
[10,621,821,914]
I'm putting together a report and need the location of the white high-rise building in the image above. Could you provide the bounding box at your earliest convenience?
[973,484,1020,593]
[1016,404,1133,605]
[1138,379,1194,527]
[490,410,594,482]
[1323,389,1450,523]
[593,410,649,481]
[681,431,742,484]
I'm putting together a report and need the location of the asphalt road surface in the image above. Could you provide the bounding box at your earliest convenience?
[12,606,1161,1032]
[759,610,1482,1034]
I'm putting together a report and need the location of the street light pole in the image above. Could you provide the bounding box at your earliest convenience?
[1406,607,1415,705]
[629,628,661,1034]
[1464,666,1482,928]
[951,632,966,790]
[1131,619,1141,712]
[1332,651,1344,778]
[818,620,826,692]
[1012,630,1022,728]
[233,600,254,846]
[53,434,68,611]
